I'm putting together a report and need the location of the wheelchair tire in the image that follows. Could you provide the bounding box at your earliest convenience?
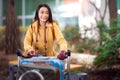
[18,70,44,80]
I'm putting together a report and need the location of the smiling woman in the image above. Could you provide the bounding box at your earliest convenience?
[24,3,68,60]
[38,7,49,23]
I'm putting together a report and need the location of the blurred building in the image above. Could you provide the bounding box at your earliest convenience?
[0,0,120,39]
[1,0,60,26]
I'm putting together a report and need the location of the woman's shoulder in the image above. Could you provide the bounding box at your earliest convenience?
[53,20,58,25]
[31,20,38,26]
[29,20,38,29]
[46,20,58,27]
[51,20,59,27]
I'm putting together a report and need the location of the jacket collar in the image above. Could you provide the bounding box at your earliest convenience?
[32,20,53,28]
[46,22,53,28]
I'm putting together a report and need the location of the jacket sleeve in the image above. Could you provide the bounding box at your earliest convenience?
[53,22,67,51]
[24,25,34,54]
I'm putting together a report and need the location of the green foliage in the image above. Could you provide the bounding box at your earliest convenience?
[75,38,98,54]
[63,26,80,42]
[97,20,120,43]
[97,21,110,43]
[94,20,120,67]
[62,26,82,52]
[63,25,98,53]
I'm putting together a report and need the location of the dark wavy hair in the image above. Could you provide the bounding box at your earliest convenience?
[34,4,53,23]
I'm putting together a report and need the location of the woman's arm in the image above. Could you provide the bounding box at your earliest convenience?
[53,22,67,51]
[24,25,34,54]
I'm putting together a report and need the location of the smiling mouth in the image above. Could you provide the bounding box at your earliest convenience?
[43,17,48,20]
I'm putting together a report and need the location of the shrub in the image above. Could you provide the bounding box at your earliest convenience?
[94,20,120,68]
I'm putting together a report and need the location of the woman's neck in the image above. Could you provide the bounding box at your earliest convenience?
[40,21,46,27]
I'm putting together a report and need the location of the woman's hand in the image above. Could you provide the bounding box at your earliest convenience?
[57,50,67,60]
[27,50,35,57]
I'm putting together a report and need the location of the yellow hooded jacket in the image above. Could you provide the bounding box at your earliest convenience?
[24,20,67,56]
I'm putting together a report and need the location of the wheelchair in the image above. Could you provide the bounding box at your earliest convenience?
[9,50,87,80]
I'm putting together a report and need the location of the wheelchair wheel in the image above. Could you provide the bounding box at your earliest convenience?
[18,70,44,80]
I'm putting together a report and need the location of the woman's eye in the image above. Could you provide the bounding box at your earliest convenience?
[40,11,44,14]
[40,11,48,14]
[46,11,49,14]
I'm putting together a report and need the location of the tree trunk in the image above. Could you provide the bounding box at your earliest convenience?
[108,0,117,37]
[5,0,21,54]
[108,0,117,20]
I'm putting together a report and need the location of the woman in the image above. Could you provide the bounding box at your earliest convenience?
[24,4,67,60]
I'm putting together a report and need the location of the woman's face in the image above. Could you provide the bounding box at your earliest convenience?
[38,6,49,23]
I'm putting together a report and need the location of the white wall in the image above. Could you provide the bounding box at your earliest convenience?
[78,0,110,40]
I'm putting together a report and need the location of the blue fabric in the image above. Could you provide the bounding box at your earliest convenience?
[50,59,64,80]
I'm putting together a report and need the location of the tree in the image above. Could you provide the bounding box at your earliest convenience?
[108,0,117,21]
[108,0,117,37]
[5,0,21,54]
[89,0,108,46]
[94,0,120,68]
